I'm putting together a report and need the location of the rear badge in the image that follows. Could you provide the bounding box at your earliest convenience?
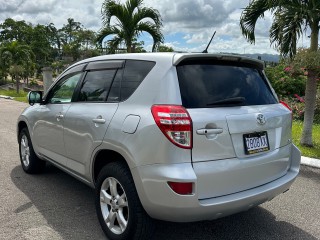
[256,114,266,125]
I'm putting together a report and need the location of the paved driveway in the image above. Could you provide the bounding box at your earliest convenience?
[0,98,319,240]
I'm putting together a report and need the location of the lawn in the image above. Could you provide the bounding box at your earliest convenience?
[0,89,28,103]
[292,121,320,159]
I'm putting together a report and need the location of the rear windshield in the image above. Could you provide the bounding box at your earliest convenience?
[177,61,277,108]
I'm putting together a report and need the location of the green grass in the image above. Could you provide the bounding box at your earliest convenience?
[0,89,28,102]
[13,96,28,103]
[292,121,320,159]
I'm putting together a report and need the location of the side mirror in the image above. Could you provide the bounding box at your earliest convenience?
[27,91,43,106]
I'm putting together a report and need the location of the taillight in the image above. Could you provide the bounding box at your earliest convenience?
[280,100,292,111]
[168,182,193,195]
[151,105,192,149]
[280,101,293,124]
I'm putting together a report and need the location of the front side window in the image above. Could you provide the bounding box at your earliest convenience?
[78,69,117,102]
[47,73,82,104]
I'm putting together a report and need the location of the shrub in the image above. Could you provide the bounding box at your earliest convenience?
[265,63,306,98]
[281,89,320,124]
[281,96,305,121]
[29,79,38,86]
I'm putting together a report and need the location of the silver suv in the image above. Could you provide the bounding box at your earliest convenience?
[17,53,301,240]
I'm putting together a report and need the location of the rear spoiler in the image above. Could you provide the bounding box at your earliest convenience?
[173,53,265,70]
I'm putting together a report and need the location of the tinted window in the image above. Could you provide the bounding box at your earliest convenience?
[107,69,122,102]
[78,70,116,102]
[121,60,155,101]
[177,62,277,108]
[48,73,82,104]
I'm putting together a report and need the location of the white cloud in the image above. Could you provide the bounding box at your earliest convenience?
[0,0,22,12]
[2,0,313,54]
[0,0,103,30]
[18,0,57,14]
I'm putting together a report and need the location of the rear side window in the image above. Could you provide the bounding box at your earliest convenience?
[107,69,122,102]
[177,61,277,108]
[78,69,116,102]
[120,60,155,101]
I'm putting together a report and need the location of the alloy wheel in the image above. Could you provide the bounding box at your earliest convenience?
[20,134,30,167]
[100,177,129,235]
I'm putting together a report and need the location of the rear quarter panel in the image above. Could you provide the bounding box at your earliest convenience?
[99,60,192,168]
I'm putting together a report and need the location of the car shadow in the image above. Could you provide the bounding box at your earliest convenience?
[153,207,317,240]
[11,165,317,240]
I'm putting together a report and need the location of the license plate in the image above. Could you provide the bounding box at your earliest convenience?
[243,131,269,155]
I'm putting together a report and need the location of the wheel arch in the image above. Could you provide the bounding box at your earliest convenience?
[92,149,132,186]
[17,120,29,141]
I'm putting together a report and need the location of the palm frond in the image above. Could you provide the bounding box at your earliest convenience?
[101,0,126,27]
[107,36,125,53]
[100,0,163,52]
[96,26,121,46]
[0,50,13,66]
[136,22,164,51]
[240,0,272,43]
[125,0,143,13]
[241,0,319,57]
[0,41,34,68]
[133,7,163,28]
[270,5,304,58]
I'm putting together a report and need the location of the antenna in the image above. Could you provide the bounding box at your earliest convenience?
[202,31,216,53]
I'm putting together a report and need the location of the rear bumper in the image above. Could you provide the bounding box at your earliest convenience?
[131,144,300,222]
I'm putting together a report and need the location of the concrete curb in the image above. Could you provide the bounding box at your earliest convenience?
[0,95,14,100]
[301,156,320,169]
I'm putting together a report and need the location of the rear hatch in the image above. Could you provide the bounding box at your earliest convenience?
[176,56,292,199]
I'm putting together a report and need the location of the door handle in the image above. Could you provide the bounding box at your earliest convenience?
[92,115,106,124]
[56,113,64,120]
[196,128,223,135]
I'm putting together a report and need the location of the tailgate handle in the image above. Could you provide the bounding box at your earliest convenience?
[196,128,223,135]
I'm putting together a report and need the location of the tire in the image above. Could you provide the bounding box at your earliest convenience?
[95,162,155,240]
[18,128,46,174]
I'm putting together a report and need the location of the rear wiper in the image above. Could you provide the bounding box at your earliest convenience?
[207,97,246,106]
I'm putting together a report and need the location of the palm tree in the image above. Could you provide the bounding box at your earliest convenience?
[97,0,164,53]
[46,23,63,55]
[240,0,320,146]
[62,18,82,44]
[0,41,34,93]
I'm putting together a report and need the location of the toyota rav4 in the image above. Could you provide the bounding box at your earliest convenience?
[17,53,301,240]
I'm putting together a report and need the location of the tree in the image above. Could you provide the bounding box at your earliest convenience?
[62,41,82,61]
[0,18,33,44]
[46,23,63,57]
[30,24,53,67]
[77,29,97,50]
[158,45,174,52]
[0,19,54,74]
[61,18,82,44]
[240,0,320,146]
[97,0,164,53]
[0,41,34,93]
[75,29,100,59]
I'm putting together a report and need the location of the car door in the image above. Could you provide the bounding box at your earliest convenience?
[32,70,84,165]
[63,60,124,175]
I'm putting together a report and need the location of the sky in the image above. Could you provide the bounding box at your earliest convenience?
[0,0,314,54]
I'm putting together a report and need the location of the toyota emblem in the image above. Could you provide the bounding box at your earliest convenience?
[257,114,266,125]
